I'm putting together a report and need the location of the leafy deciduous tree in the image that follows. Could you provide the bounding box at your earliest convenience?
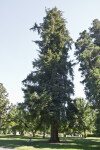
[74,98,96,137]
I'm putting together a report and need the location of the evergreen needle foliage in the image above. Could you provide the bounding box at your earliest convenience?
[22,7,74,142]
[75,19,100,135]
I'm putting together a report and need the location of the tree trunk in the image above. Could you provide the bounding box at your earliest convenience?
[32,131,35,137]
[49,119,59,143]
[20,131,24,136]
[43,124,46,138]
[84,129,86,138]
[43,132,45,138]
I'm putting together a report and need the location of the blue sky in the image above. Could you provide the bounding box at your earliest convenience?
[0,0,100,104]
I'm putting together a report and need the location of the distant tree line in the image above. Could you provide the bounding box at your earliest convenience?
[0,8,100,142]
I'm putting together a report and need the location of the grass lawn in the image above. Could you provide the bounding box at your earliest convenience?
[0,135,100,150]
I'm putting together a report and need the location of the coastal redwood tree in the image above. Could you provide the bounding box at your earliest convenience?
[75,19,100,134]
[75,19,100,109]
[22,8,74,142]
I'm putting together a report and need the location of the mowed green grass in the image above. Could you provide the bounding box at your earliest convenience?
[0,135,100,150]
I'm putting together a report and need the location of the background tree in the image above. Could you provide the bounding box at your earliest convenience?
[95,110,100,136]
[22,7,74,142]
[74,98,96,137]
[75,19,100,134]
[22,91,51,137]
[0,83,10,131]
[7,104,26,135]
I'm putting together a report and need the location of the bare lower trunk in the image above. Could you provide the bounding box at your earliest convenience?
[84,129,86,138]
[20,131,24,136]
[43,124,46,138]
[49,119,59,143]
[32,131,35,137]
[43,132,45,138]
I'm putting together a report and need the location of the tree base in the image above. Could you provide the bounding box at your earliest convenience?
[49,137,60,143]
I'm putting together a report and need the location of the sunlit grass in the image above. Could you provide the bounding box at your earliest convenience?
[0,135,100,150]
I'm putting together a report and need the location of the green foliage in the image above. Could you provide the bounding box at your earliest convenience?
[0,83,10,129]
[90,19,100,46]
[22,8,74,141]
[95,110,100,136]
[7,103,31,135]
[75,21,100,108]
[75,19,100,135]
[74,98,96,137]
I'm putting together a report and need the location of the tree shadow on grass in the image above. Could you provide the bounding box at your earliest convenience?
[0,139,27,149]
[0,135,42,139]
[31,139,100,150]
[0,137,100,150]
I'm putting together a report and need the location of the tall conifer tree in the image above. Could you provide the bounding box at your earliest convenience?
[75,19,100,109]
[23,8,74,142]
[75,19,100,135]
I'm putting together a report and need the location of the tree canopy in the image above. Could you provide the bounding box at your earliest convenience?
[74,98,96,137]
[22,7,74,142]
[75,19,100,109]
[75,19,100,135]
[0,83,10,129]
